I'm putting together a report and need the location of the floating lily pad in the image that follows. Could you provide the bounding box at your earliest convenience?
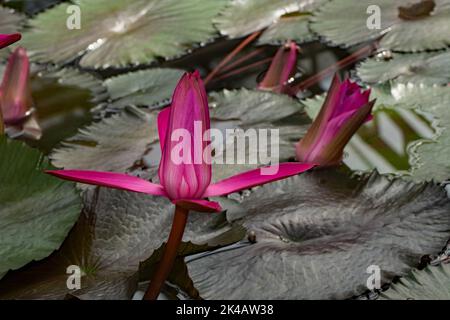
[98,68,185,113]
[22,0,225,68]
[383,84,450,182]
[187,169,450,299]
[311,0,450,52]
[381,264,450,300]
[0,180,236,299]
[43,67,107,103]
[51,106,158,174]
[258,13,317,45]
[214,0,325,39]
[357,51,450,85]
[0,136,81,280]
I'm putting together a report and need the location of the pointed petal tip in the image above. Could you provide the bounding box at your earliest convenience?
[0,33,21,49]
[192,70,201,78]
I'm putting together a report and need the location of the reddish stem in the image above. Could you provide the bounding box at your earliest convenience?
[291,43,377,93]
[143,205,189,300]
[204,31,262,85]
[215,57,273,81]
[219,47,266,73]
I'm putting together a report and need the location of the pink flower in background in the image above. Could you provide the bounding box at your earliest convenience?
[296,75,375,166]
[0,47,33,125]
[48,71,315,213]
[0,33,21,50]
[258,41,299,95]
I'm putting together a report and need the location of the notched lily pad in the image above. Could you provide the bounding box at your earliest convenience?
[311,0,450,52]
[373,83,450,182]
[98,68,185,113]
[214,0,325,39]
[187,169,450,299]
[381,263,450,300]
[357,51,450,85]
[51,106,158,173]
[0,136,81,280]
[22,0,226,68]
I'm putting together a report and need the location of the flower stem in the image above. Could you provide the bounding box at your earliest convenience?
[204,31,262,85]
[143,205,189,300]
[291,43,377,93]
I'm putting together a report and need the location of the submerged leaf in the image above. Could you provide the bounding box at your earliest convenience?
[187,169,450,299]
[357,51,450,85]
[311,0,450,52]
[0,137,81,279]
[258,13,317,45]
[381,264,450,300]
[22,0,225,68]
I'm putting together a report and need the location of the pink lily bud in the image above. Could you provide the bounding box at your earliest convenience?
[0,33,21,50]
[0,47,33,125]
[296,75,375,166]
[258,41,299,95]
[158,71,212,200]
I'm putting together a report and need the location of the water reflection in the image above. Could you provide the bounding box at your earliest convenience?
[344,107,435,174]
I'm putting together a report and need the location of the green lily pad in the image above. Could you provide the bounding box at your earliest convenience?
[98,68,185,113]
[214,0,325,39]
[22,0,226,68]
[383,84,450,182]
[0,136,81,280]
[311,0,450,52]
[381,264,450,300]
[187,169,450,299]
[43,67,107,103]
[0,6,23,36]
[51,106,158,174]
[0,180,236,299]
[258,13,317,45]
[357,51,450,85]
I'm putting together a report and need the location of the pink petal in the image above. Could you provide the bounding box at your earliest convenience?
[258,41,299,94]
[204,163,315,197]
[157,106,171,152]
[0,47,33,124]
[46,170,167,197]
[173,199,222,213]
[0,33,21,50]
[158,71,212,200]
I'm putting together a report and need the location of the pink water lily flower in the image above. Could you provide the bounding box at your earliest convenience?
[258,41,299,95]
[0,33,21,50]
[48,71,315,299]
[296,75,375,166]
[48,71,313,212]
[1,47,33,125]
[0,47,41,139]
